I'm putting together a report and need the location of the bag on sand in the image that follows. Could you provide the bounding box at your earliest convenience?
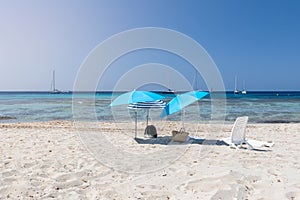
[172,128,189,142]
[144,125,157,138]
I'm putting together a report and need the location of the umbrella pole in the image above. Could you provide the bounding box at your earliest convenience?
[146,109,149,126]
[181,109,185,131]
[135,110,137,138]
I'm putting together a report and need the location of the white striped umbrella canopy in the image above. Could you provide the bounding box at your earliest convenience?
[128,100,166,109]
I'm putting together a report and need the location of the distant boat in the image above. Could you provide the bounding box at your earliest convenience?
[161,88,176,94]
[241,80,247,95]
[234,76,239,94]
[163,71,176,94]
[193,69,201,91]
[50,70,62,94]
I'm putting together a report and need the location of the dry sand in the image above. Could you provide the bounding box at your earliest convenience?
[0,120,300,199]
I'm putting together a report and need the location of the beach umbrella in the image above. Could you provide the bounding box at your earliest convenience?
[128,100,166,137]
[110,91,165,138]
[160,91,208,128]
[110,91,164,106]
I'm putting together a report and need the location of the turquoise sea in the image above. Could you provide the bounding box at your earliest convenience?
[0,91,300,123]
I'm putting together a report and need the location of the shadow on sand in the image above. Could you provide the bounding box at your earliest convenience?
[134,136,228,146]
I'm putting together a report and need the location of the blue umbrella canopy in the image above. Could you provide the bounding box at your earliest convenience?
[160,91,208,118]
[110,91,164,106]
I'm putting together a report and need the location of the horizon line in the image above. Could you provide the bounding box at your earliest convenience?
[0,90,300,93]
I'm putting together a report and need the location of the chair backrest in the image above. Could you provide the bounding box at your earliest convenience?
[230,116,248,145]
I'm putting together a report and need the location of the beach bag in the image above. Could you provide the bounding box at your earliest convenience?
[172,128,189,142]
[144,125,157,138]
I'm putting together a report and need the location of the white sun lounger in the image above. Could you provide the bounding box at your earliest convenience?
[222,116,274,150]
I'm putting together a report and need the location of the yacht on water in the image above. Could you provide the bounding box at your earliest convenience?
[50,70,62,94]
[193,70,201,91]
[234,76,239,94]
[162,71,176,94]
[241,80,247,94]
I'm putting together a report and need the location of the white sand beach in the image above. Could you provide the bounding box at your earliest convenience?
[1,121,300,199]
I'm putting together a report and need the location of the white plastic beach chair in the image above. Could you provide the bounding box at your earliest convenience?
[222,116,274,150]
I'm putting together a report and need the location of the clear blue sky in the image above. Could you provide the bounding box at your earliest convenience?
[0,0,299,91]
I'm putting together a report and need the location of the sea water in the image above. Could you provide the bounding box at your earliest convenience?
[0,91,300,123]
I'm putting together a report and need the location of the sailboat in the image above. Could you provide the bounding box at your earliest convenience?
[162,71,175,94]
[241,80,247,94]
[50,70,62,94]
[234,76,239,94]
[193,70,201,91]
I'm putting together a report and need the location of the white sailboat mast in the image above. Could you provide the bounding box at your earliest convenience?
[52,70,56,91]
[234,75,239,94]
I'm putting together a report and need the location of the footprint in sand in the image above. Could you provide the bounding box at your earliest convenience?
[182,178,230,193]
[1,169,18,177]
[286,191,300,200]
[211,189,236,200]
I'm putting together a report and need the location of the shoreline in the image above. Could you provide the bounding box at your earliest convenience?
[2,119,300,125]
